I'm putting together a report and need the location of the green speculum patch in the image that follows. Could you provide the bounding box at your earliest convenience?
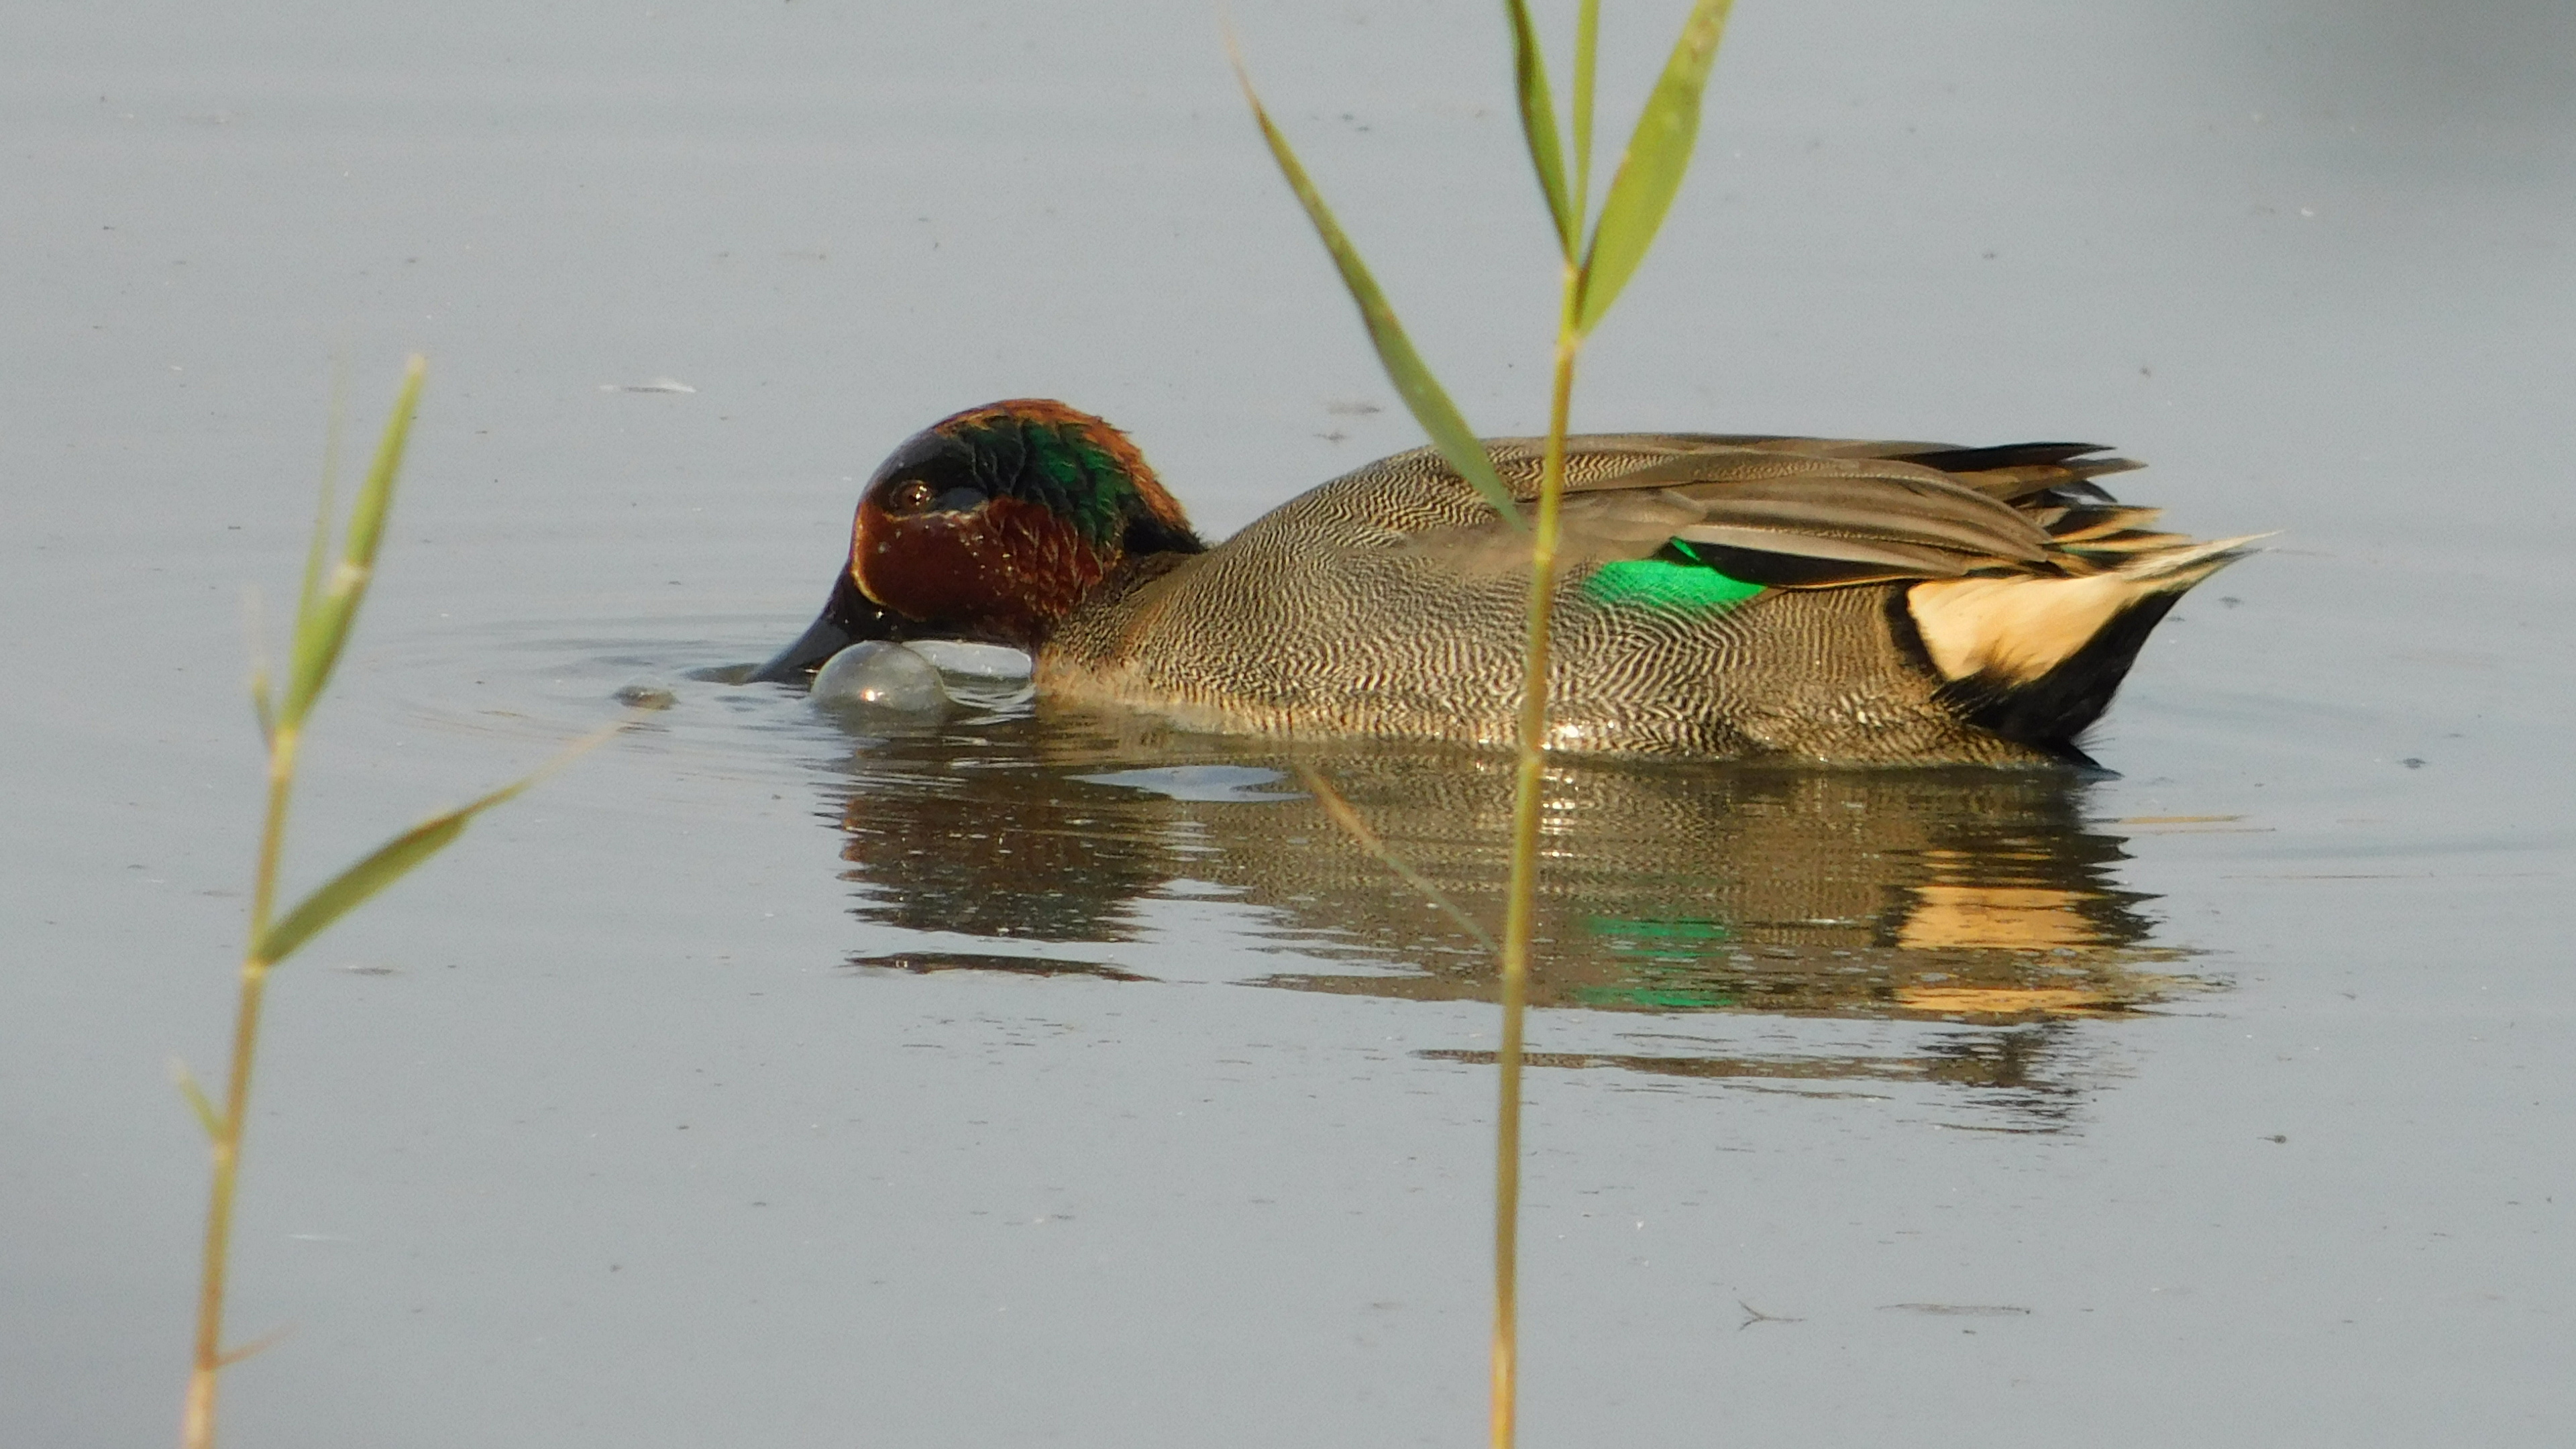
[1582,541,1766,614]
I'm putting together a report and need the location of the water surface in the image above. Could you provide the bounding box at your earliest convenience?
[3,3,2571,1446]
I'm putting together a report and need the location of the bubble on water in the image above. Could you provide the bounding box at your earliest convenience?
[614,679,678,710]
[811,641,949,713]
[904,640,1033,680]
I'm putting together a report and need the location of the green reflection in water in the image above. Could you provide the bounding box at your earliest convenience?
[808,698,2206,1113]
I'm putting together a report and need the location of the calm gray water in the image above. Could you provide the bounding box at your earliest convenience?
[5,2,2571,1445]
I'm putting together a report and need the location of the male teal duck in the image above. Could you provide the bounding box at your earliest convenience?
[755,400,2256,765]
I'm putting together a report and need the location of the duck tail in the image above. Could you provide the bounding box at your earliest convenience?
[1904,533,2267,757]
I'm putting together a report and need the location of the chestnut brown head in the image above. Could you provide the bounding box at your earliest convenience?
[754,400,1200,680]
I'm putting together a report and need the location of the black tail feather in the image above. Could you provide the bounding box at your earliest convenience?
[1935,594,2185,757]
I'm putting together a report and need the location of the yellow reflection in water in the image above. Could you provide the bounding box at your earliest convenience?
[813,705,2209,1110]
[1891,984,2128,1017]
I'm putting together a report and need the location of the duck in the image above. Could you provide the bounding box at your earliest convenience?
[754,398,2257,765]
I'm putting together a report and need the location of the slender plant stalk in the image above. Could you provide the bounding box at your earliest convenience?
[1492,280,1585,1446]
[179,359,603,1449]
[1236,6,1733,1445]
[180,733,298,1448]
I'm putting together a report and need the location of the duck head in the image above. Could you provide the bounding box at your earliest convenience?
[753,399,1201,680]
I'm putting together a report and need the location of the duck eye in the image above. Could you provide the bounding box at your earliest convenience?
[884,478,938,515]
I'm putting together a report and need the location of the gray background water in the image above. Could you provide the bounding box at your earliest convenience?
[5,1,2571,1444]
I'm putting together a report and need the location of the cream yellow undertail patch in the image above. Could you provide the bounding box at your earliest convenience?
[1906,535,2264,684]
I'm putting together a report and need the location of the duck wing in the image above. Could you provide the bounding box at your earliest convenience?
[1438,435,2162,587]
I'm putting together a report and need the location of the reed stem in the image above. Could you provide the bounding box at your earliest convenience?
[184,725,301,1449]
[1491,266,1585,1449]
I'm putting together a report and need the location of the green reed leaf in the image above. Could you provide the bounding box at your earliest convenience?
[246,586,278,747]
[249,672,276,751]
[1230,54,1523,529]
[1575,0,1734,337]
[254,805,473,966]
[215,1325,293,1368]
[282,356,425,728]
[170,1059,224,1140]
[288,402,341,692]
[1504,0,1575,256]
[1571,0,1600,209]
[253,721,620,965]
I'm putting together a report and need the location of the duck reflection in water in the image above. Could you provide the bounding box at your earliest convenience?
[815,698,2201,1115]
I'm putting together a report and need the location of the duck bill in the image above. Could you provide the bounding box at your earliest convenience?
[751,570,909,682]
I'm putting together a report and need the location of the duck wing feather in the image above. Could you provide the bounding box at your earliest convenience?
[1412,435,2165,588]
[1554,445,2063,584]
